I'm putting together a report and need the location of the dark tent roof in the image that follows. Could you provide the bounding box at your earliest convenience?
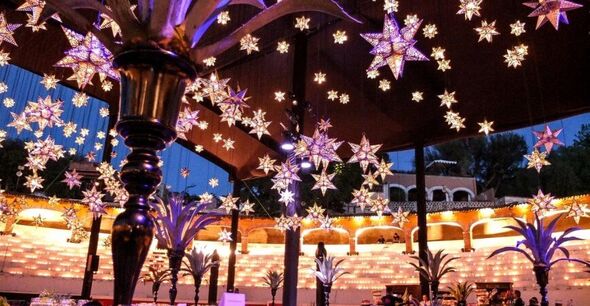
[4,0,590,179]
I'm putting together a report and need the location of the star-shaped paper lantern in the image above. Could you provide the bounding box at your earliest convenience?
[24,173,44,192]
[222,138,235,151]
[437,59,451,72]
[391,206,410,228]
[533,126,564,153]
[327,90,339,101]
[82,186,105,219]
[218,228,233,242]
[180,167,191,178]
[32,214,45,227]
[333,30,348,44]
[525,149,551,173]
[478,120,495,135]
[311,170,337,196]
[411,91,424,103]
[217,11,230,25]
[55,28,118,89]
[279,189,295,206]
[567,201,588,224]
[40,74,59,90]
[362,172,380,189]
[510,20,527,36]
[248,109,271,139]
[219,194,239,214]
[370,195,390,217]
[475,20,499,43]
[378,79,391,91]
[257,154,276,175]
[240,34,259,54]
[361,14,428,80]
[422,24,438,39]
[240,200,255,216]
[348,135,382,173]
[376,159,394,180]
[0,13,21,47]
[62,169,82,189]
[438,90,457,109]
[295,128,343,170]
[457,0,482,20]
[277,41,290,54]
[314,72,326,84]
[351,187,374,211]
[444,110,466,132]
[17,0,45,24]
[528,189,556,215]
[209,178,219,188]
[199,192,214,205]
[295,16,310,31]
[275,214,290,231]
[25,96,64,130]
[306,203,326,220]
[319,214,335,230]
[272,160,301,190]
[431,47,446,60]
[274,91,286,102]
[523,0,582,30]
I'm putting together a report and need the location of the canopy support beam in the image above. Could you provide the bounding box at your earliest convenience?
[415,143,429,297]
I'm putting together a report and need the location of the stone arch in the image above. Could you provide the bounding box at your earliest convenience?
[388,184,407,202]
[301,227,350,245]
[355,225,404,244]
[451,187,474,201]
[246,227,285,244]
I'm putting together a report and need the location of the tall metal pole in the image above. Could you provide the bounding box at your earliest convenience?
[208,250,221,304]
[415,144,429,297]
[226,180,242,292]
[282,31,308,306]
[81,109,116,299]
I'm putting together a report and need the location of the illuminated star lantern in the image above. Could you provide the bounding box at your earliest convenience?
[361,14,428,79]
[314,72,326,84]
[272,160,301,190]
[437,59,451,72]
[295,16,310,31]
[219,86,250,127]
[525,149,551,173]
[523,0,583,30]
[370,195,390,217]
[219,194,239,214]
[0,130,6,147]
[318,118,333,132]
[457,0,482,20]
[279,189,295,206]
[422,24,438,39]
[446,111,466,132]
[180,167,190,178]
[438,90,457,109]
[348,135,381,172]
[257,154,276,175]
[528,189,556,215]
[431,47,446,60]
[376,159,394,180]
[379,79,391,91]
[411,91,424,103]
[33,214,45,227]
[240,34,259,54]
[0,50,10,66]
[248,109,271,139]
[199,192,214,205]
[222,138,235,151]
[62,169,82,189]
[404,14,419,26]
[55,28,118,89]
[362,172,380,189]
[510,20,527,36]
[202,57,216,67]
[25,174,44,192]
[217,11,230,25]
[475,20,499,43]
[392,206,410,228]
[287,214,303,231]
[16,0,46,23]
[311,170,337,196]
[213,133,223,143]
[0,13,21,46]
[82,186,105,219]
[99,108,109,118]
[40,74,59,90]
[277,41,290,54]
[478,120,495,135]
[99,11,121,37]
[533,126,564,153]
[319,214,335,230]
[352,187,374,211]
[175,107,199,139]
[26,96,64,130]
[367,70,379,79]
[383,0,399,13]
[333,30,348,44]
[3,97,14,107]
[275,214,290,231]
[274,91,286,102]
[306,203,326,220]
[218,228,233,242]
[240,200,255,216]
[295,128,343,170]
[327,90,339,101]
[567,201,588,224]
[209,178,219,188]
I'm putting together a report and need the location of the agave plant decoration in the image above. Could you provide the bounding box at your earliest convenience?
[409,249,458,300]
[141,263,171,304]
[447,282,474,306]
[181,246,219,306]
[311,256,349,306]
[488,214,590,306]
[149,195,220,305]
[262,269,284,306]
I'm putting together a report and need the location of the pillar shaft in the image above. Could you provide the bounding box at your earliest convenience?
[415,144,429,297]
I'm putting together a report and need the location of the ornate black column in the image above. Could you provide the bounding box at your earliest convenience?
[315,242,327,306]
[415,144,429,297]
[111,48,196,305]
[208,250,221,305]
[226,180,242,292]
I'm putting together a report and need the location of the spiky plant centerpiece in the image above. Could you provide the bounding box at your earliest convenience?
[448,282,474,306]
[141,263,171,304]
[311,256,349,306]
[150,194,220,305]
[409,249,458,300]
[488,214,590,306]
[262,269,284,306]
[181,246,219,305]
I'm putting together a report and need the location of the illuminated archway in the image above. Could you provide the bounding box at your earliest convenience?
[469,217,522,249]
[355,225,403,244]
[247,227,285,244]
[410,222,464,249]
[301,227,350,245]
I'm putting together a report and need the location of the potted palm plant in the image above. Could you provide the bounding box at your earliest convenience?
[150,195,220,305]
[262,269,284,306]
[409,249,458,300]
[488,214,590,306]
[141,263,171,304]
[182,247,219,305]
[311,256,349,306]
[447,282,474,306]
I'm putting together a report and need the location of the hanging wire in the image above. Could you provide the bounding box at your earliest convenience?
[242,180,275,218]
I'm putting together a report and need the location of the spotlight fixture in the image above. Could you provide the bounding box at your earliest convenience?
[300,158,312,169]
[281,142,295,152]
